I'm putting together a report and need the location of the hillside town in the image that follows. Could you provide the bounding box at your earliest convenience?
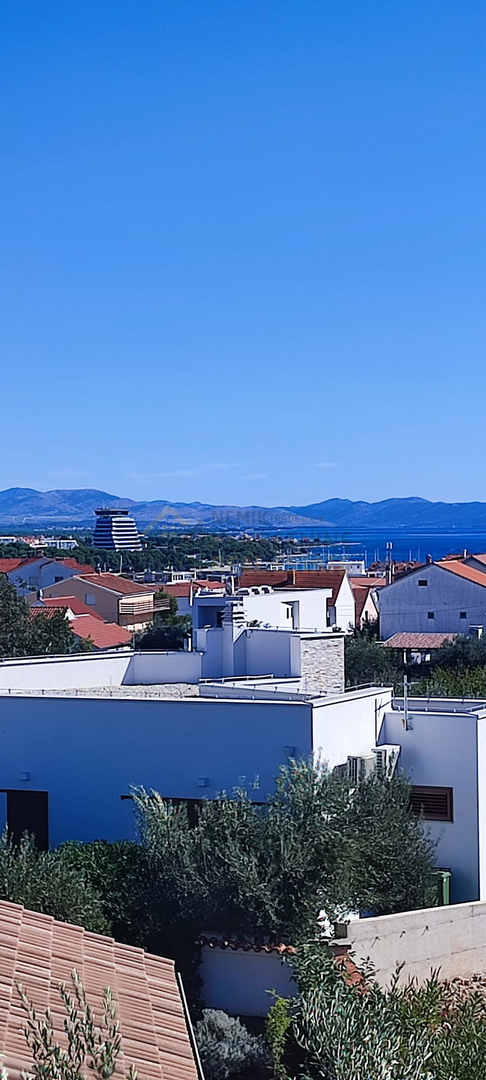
[2,506,486,1075]
[3,0,485,1073]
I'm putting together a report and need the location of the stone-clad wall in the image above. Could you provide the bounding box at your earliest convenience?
[300,635,344,695]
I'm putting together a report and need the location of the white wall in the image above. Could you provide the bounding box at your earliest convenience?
[0,695,313,845]
[244,629,300,678]
[194,590,332,633]
[378,564,486,638]
[200,947,295,1016]
[477,717,486,900]
[380,706,481,903]
[334,576,356,630]
[0,652,133,690]
[0,651,203,690]
[338,900,486,987]
[129,651,202,684]
[312,688,393,769]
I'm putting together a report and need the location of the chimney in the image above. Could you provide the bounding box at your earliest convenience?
[426,554,432,565]
[222,598,246,677]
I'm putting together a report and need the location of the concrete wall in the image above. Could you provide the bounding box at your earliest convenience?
[0,651,204,690]
[300,635,344,694]
[380,706,480,903]
[312,688,392,769]
[378,564,486,638]
[200,947,295,1016]
[0,695,313,845]
[0,652,133,690]
[339,900,486,987]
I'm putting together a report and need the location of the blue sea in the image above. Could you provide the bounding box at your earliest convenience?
[274,529,486,566]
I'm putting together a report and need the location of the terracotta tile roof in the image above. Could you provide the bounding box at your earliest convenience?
[54,557,95,574]
[349,580,383,623]
[349,576,387,588]
[29,607,64,621]
[0,900,199,1080]
[199,935,296,955]
[383,633,457,649]
[0,558,24,574]
[238,569,346,605]
[79,573,155,596]
[469,553,486,566]
[70,616,133,649]
[39,596,104,619]
[163,581,225,598]
[436,560,486,587]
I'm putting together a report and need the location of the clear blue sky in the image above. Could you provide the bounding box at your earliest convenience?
[1,1,485,507]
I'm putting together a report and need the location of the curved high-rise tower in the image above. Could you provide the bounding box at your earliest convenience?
[92,508,142,551]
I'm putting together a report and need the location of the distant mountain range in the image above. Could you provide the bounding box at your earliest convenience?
[2,489,486,532]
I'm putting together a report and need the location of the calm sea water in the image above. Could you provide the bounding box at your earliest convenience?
[276,529,486,565]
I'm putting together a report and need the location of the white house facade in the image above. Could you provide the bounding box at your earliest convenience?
[378,561,486,639]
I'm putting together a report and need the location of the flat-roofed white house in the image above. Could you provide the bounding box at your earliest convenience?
[0,647,390,851]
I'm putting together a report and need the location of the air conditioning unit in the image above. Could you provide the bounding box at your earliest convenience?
[347,755,376,785]
[372,744,401,779]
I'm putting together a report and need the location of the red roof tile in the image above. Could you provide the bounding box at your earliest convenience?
[383,633,457,649]
[238,569,346,605]
[163,580,225,598]
[0,559,24,574]
[0,901,199,1080]
[39,596,104,618]
[70,616,133,649]
[79,573,155,596]
[199,935,296,954]
[436,560,486,587]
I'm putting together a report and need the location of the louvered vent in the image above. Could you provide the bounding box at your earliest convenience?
[410,786,453,822]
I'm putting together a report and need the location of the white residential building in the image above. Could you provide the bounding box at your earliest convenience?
[375,696,486,905]
[5,556,94,596]
[378,560,486,640]
[0,647,389,849]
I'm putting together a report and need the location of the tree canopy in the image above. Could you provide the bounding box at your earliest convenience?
[0,576,74,657]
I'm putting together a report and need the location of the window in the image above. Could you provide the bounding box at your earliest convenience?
[460,611,467,619]
[85,593,96,606]
[418,580,428,587]
[427,611,435,620]
[0,789,49,849]
[54,576,63,583]
[410,786,453,822]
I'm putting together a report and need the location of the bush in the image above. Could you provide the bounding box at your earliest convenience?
[195,1010,270,1080]
[290,943,486,1080]
[0,833,108,933]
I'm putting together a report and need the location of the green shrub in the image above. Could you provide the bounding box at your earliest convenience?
[195,1010,270,1080]
[0,833,108,933]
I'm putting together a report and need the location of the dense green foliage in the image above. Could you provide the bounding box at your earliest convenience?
[346,628,486,698]
[0,576,75,656]
[57,764,435,1002]
[46,533,289,574]
[136,590,193,651]
[0,834,108,932]
[286,944,486,1080]
[195,1010,270,1080]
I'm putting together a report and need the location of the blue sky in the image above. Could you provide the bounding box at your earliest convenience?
[1,1,485,507]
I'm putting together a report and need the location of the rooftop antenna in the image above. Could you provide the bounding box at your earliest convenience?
[403,674,412,731]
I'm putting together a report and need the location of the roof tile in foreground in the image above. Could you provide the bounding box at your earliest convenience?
[0,901,199,1080]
